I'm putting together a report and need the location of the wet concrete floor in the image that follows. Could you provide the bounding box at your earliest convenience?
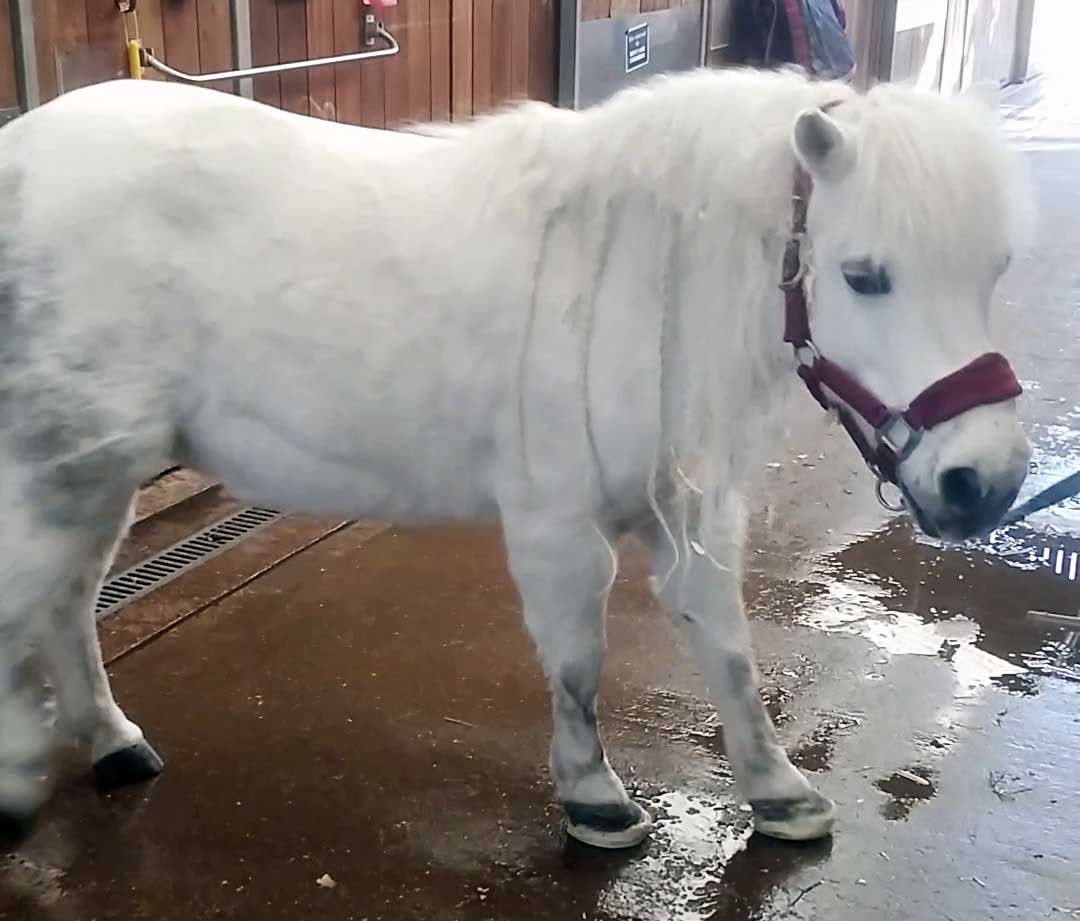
[3,8,1080,921]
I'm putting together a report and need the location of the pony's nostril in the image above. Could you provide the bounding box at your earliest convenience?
[940,466,983,512]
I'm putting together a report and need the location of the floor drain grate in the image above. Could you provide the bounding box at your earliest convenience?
[1038,544,1080,581]
[95,507,282,620]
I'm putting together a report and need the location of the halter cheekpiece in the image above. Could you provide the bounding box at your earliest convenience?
[782,156,1023,501]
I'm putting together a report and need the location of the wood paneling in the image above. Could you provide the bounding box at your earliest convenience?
[430,0,451,120]
[509,0,528,98]
[197,0,234,88]
[471,0,493,112]
[0,0,18,107]
[161,0,201,83]
[381,1,408,125]
[278,0,309,113]
[450,0,474,119]
[305,0,335,117]
[582,0,609,20]
[251,0,282,104]
[22,0,557,122]
[404,0,432,122]
[490,0,511,104]
[135,0,168,80]
[331,0,361,122]
[32,0,86,100]
[528,0,556,104]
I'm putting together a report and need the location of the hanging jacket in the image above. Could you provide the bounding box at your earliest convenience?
[729,0,854,81]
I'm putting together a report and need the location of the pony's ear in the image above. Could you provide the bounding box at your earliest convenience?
[793,107,854,182]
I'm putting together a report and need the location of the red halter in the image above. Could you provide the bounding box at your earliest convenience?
[782,167,1022,497]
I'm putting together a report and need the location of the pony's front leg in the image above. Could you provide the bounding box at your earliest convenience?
[502,512,653,849]
[644,512,836,842]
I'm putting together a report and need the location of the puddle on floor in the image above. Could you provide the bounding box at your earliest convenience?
[790,710,862,774]
[752,513,1080,695]
[598,789,752,921]
[874,767,937,821]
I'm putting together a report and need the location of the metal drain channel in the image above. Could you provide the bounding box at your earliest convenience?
[1040,544,1080,582]
[95,507,282,620]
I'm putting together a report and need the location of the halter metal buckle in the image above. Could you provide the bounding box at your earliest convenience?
[876,413,922,463]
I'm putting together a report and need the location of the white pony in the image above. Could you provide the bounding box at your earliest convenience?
[0,68,1031,849]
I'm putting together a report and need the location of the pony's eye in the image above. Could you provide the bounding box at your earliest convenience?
[842,258,892,296]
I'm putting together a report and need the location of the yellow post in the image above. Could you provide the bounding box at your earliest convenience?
[127,38,143,79]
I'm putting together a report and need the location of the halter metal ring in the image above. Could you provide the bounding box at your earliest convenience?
[875,476,905,512]
[793,341,821,369]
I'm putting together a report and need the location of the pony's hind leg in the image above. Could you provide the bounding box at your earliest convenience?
[0,431,166,832]
[502,510,652,849]
[0,500,107,837]
[35,508,164,789]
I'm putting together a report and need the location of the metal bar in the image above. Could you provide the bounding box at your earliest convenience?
[557,0,580,109]
[144,22,398,85]
[1010,0,1036,85]
[10,0,40,110]
[230,0,255,99]
[698,0,709,67]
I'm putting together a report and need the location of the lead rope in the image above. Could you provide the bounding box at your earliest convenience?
[989,469,1080,534]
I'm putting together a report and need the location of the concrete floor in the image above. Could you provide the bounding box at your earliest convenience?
[3,9,1080,921]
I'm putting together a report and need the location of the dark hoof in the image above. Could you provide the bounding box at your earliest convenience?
[93,739,165,791]
[751,791,836,842]
[0,809,35,848]
[564,800,654,849]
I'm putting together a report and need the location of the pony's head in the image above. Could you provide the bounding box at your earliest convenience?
[793,83,1031,541]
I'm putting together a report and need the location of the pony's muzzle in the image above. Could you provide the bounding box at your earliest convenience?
[901,405,1030,541]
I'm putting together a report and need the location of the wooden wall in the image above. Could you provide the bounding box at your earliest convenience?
[18,0,556,125]
[248,0,556,126]
[582,0,694,21]
[0,0,17,109]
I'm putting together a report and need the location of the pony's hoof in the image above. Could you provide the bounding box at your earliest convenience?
[93,739,165,791]
[751,791,836,841]
[564,800,653,849]
[0,809,35,847]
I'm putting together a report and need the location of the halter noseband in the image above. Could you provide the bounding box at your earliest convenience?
[782,163,1022,502]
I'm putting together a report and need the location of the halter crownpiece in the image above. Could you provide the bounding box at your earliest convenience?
[781,163,1023,498]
